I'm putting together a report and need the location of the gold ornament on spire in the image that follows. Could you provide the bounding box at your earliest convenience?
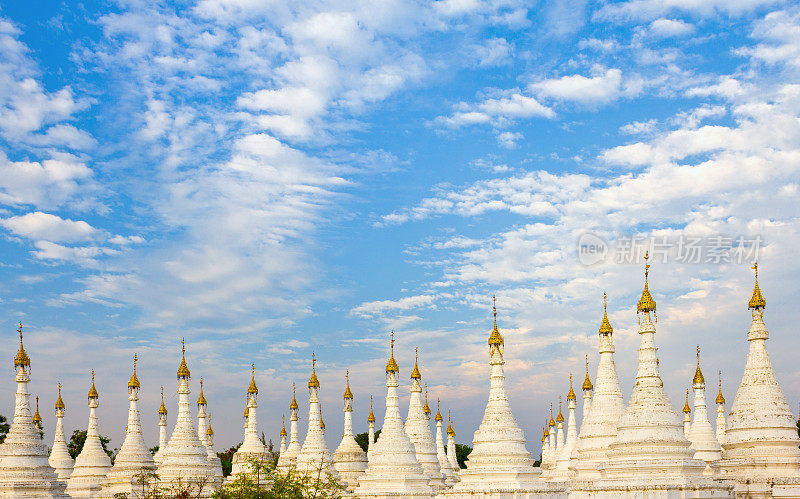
[435,398,443,422]
[549,403,555,427]
[683,389,691,413]
[280,415,287,436]
[423,384,431,417]
[556,397,564,422]
[88,370,99,402]
[197,377,207,406]
[368,395,376,423]
[411,347,421,380]
[343,370,353,400]
[693,345,705,385]
[637,251,657,313]
[128,353,141,390]
[290,383,299,410]
[716,371,725,405]
[543,420,549,437]
[14,322,30,369]
[308,353,320,389]
[582,355,593,391]
[248,363,258,394]
[567,373,576,401]
[599,292,613,335]
[447,411,455,437]
[542,425,548,443]
[488,295,504,349]
[177,338,191,379]
[748,262,766,310]
[33,396,42,425]
[159,386,167,415]
[386,331,399,373]
[55,382,65,411]
[207,414,214,437]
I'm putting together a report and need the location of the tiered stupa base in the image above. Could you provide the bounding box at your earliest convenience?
[0,466,68,498]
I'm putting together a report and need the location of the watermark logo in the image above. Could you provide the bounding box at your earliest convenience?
[577,232,609,266]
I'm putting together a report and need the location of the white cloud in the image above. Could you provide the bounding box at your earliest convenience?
[596,0,783,22]
[0,212,97,243]
[470,37,512,68]
[0,152,95,210]
[531,68,635,105]
[648,18,696,37]
[496,130,523,148]
[351,294,437,318]
[436,91,554,128]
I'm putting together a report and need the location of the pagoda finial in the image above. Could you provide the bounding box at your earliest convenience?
[637,251,657,313]
[748,262,766,310]
[308,353,320,389]
[128,353,141,390]
[177,338,190,379]
[368,395,375,423]
[386,331,399,373]
[344,369,353,399]
[683,388,691,413]
[600,291,613,334]
[290,383,298,410]
[567,373,576,400]
[14,321,30,370]
[88,369,98,402]
[716,370,725,405]
[248,363,258,394]
[582,354,593,391]
[549,402,555,426]
[159,385,167,415]
[411,346,421,379]
[55,382,65,411]
[557,396,564,422]
[693,345,705,385]
[488,295,504,349]
[423,383,431,417]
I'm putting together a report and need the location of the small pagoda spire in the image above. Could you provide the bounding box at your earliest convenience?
[637,251,657,313]
[582,355,593,392]
[435,398,442,422]
[309,353,320,389]
[280,415,287,437]
[716,370,725,405]
[88,369,98,402]
[14,322,30,371]
[33,396,42,426]
[344,370,353,400]
[693,345,705,386]
[556,397,564,423]
[599,292,613,335]
[368,395,375,423]
[158,386,167,415]
[411,347,421,380]
[423,383,431,418]
[290,383,299,410]
[386,331,399,373]
[128,353,141,391]
[683,389,691,414]
[248,363,258,395]
[748,262,766,310]
[177,338,190,379]
[197,377,207,406]
[567,373,576,401]
[55,382,65,411]
[488,295,504,350]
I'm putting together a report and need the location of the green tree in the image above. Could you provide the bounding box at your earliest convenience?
[354,430,380,453]
[454,443,471,469]
[67,429,113,460]
[214,457,343,499]
[149,445,159,456]
[0,414,10,443]
[217,443,241,477]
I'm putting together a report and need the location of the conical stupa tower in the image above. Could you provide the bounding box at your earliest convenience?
[280,416,287,455]
[104,354,157,496]
[404,349,446,490]
[65,370,112,497]
[434,401,456,486]
[196,378,209,448]
[683,390,692,437]
[715,372,726,446]
[333,371,368,491]
[580,255,731,496]
[277,384,302,472]
[353,332,433,498]
[230,364,268,480]
[204,414,224,482]
[0,324,68,498]
[448,297,543,493]
[295,354,339,479]
[156,340,217,496]
[687,346,721,467]
[446,414,459,477]
[720,263,800,488]
[49,383,74,481]
[153,387,168,465]
[367,396,376,462]
[571,293,625,479]
[550,377,579,481]
[582,356,593,423]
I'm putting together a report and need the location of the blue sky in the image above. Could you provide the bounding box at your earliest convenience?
[1,0,800,452]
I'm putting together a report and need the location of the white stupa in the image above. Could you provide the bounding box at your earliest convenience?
[196,378,209,452]
[229,364,268,480]
[333,371,368,491]
[720,264,800,494]
[571,294,625,480]
[277,384,302,472]
[156,340,217,496]
[682,390,692,437]
[204,415,224,482]
[576,255,730,497]
[295,355,339,479]
[446,415,459,478]
[65,370,112,498]
[367,396,376,462]
[434,401,456,486]
[353,333,433,498]
[0,324,68,498]
[447,298,543,495]
[280,416,287,455]
[687,346,722,468]
[715,373,726,446]
[404,349,446,490]
[550,378,579,481]
[49,383,74,481]
[153,387,168,466]
[104,354,157,496]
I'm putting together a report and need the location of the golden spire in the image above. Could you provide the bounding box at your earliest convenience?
[599,292,613,335]
[321,418,326,431]
[128,353,141,390]
[411,347,421,380]
[177,338,190,379]
[693,345,705,385]
[683,389,691,413]
[159,386,167,415]
[716,370,725,405]
[435,398,443,422]
[556,397,564,423]
[447,411,455,437]
[423,384,431,416]
[488,295,504,349]
[549,403,555,426]
[386,331,399,373]
[55,382,65,411]
[542,425,547,443]
[637,251,657,313]
[248,363,258,394]
[197,377,207,406]
[308,354,320,389]
[207,414,214,437]
[88,370,98,402]
[582,355,593,391]
[567,373,576,401]
[280,415,287,436]
[33,396,42,424]
[748,262,766,310]
[368,395,376,423]
[14,322,30,369]
[343,370,353,400]
[244,397,249,419]
[543,420,549,437]
[290,383,299,410]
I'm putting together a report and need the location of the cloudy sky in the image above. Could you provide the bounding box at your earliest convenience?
[1,0,799,452]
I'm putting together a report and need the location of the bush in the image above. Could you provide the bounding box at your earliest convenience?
[215,458,342,499]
